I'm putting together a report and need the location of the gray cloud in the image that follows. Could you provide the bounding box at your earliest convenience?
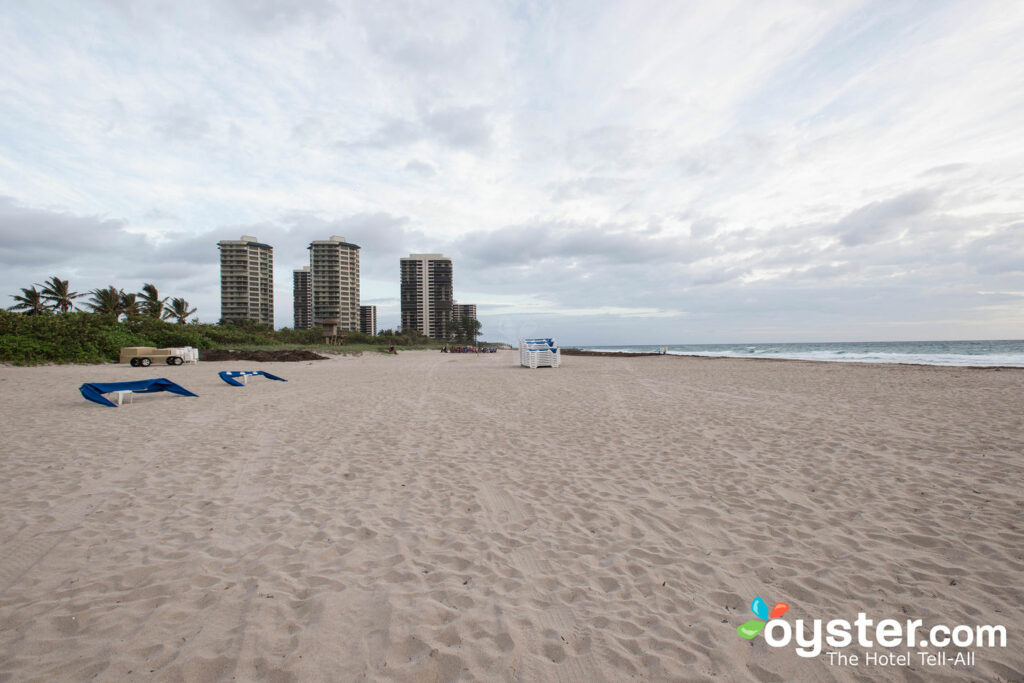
[101,0,337,33]
[0,198,217,317]
[835,189,936,246]
[688,217,720,240]
[0,196,141,268]
[142,207,179,222]
[404,160,437,177]
[342,107,493,151]
[962,225,1024,275]
[219,0,337,31]
[548,176,630,202]
[678,134,775,178]
[565,126,659,171]
[919,162,971,177]
[291,116,330,145]
[357,2,504,76]
[154,104,210,142]
[343,118,423,150]
[421,106,492,150]
[453,221,702,268]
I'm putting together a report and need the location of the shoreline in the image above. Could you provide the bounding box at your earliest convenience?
[561,347,1024,370]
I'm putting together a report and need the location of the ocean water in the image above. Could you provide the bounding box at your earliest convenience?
[574,340,1024,367]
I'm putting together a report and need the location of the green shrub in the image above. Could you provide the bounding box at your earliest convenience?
[274,327,324,345]
[0,310,443,365]
[344,331,373,344]
[0,311,155,364]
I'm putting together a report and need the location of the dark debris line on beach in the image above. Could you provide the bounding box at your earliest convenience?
[198,349,329,362]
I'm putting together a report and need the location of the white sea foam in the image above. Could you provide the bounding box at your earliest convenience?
[576,341,1024,367]
[667,350,1024,367]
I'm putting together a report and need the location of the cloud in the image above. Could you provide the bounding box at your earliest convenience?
[565,126,660,172]
[0,196,141,268]
[962,225,1024,275]
[919,162,972,177]
[404,160,437,177]
[548,177,630,202]
[342,107,493,151]
[677,134,775,178]
[421,106,493,150]
[153,104,211,142]
[2,1,1023,340]
[344,118,423,150]
[835,190,936,246]
[453,221,705,268]
[219,0,337,31]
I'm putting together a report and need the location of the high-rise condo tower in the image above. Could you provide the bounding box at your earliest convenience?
[309,236,361,331]
[293,266,312,329]
[400,253,453,339]
[217,235,274,326]
[360,305,378,336]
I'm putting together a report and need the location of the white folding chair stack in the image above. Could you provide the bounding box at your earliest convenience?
[519,338,560,368]
[166,346,200,364]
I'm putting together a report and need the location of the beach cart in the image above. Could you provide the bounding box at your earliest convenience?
[120,346,199,367]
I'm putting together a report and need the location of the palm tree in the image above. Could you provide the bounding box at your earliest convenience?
[38,276,81,312]
[163,297,197,324]
[8,287,49,315]
[87,286,126,317]
[138,283,167,318]
[120,292,141,319]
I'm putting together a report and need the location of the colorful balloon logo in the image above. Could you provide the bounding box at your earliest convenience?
[737,597,790,639]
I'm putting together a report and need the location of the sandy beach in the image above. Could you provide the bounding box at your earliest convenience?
[1,351,1022,681]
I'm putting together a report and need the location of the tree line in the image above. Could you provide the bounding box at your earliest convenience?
[444,316,483,345]
[8,276,196,324]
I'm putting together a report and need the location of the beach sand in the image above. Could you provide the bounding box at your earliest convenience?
[0,351,1022,681]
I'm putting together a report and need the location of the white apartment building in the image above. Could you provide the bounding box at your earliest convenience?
[218,235,273,326]
[308,236,361,331]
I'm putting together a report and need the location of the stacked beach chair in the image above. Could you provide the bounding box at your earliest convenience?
[167,346,199,364]
[519,338,560,368]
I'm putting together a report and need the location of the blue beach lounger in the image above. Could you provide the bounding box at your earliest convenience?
[218,370,287,386]
[79,378,199,407]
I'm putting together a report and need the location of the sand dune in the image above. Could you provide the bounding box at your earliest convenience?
[0,352,1022,681]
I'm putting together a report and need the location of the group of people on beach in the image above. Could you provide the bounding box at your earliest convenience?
[441,345,498,354]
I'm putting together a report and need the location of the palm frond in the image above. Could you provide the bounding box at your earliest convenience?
[8,287,49,314]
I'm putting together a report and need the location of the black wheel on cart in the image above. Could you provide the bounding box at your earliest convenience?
[172,356,184,365]
[139,357,152,367]
[129,357,140,367]
[166,357,176,365]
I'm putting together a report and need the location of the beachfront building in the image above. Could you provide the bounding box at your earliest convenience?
[308,236,361,331]
[360,305,377,336]
[400,253,453,339]
[293,266,312,330]
[217,235,273,326]
[450,302,479,342]
[452,302,477,323]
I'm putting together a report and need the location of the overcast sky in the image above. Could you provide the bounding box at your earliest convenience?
[1,1,1022,344]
